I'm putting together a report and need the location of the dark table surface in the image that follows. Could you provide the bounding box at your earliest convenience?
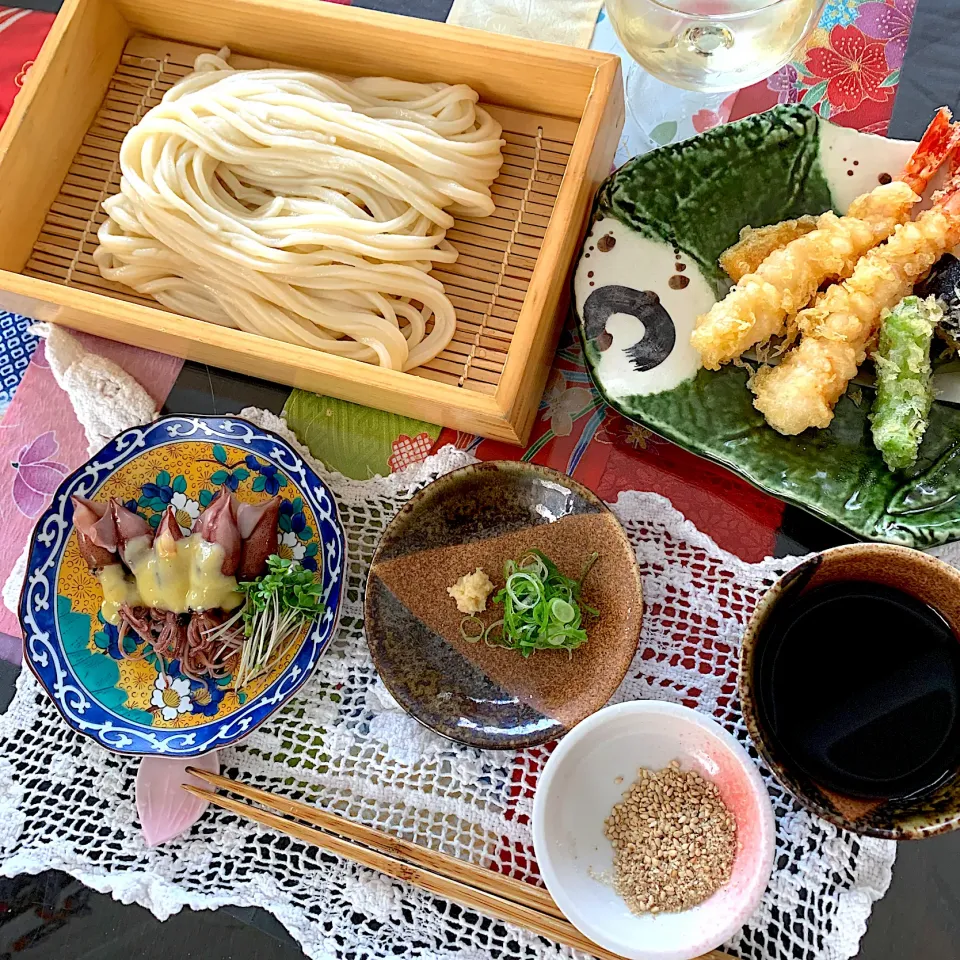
[3,0,960,957]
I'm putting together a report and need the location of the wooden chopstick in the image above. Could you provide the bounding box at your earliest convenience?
[181,781,613,955]
[185,766,563,919]
[184,768,730,960]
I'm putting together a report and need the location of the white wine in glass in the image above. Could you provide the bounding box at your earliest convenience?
[605,0,826,93]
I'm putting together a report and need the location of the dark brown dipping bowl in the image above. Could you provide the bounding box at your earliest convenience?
[739,543,960,840]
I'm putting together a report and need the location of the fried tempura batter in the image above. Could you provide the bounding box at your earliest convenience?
[752,197,960,435]
[691,185,918,370]
[691,108,958,371]
[719,216,819,283]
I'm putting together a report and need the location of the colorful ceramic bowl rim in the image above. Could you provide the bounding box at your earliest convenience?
[19,415,346,758]
[738,542,960,839]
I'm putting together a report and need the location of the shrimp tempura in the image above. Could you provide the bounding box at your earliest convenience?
[691,183,918,370]
[752,197,960,435]
[691,107,958,371]
[719,216,819,283]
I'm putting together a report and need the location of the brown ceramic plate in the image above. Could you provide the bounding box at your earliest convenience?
[364,461,643,750]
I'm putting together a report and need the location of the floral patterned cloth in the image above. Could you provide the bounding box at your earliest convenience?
[730,0,913,131]
[435,320,788,562]
[0,8,55,422]
[0,6,52,126]
[430,0,918,563]
[0,337,182,638]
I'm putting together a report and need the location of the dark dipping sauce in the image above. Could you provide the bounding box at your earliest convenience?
[757,581,960,800]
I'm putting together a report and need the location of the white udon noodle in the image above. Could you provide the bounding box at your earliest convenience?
[94,50,505,370]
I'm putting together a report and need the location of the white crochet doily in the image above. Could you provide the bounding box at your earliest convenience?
[0,407,894,960]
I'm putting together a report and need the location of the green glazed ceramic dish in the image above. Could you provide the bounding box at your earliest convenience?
[574,104,960,548]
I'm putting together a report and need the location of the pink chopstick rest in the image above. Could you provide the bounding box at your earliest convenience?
[136,751,220,847]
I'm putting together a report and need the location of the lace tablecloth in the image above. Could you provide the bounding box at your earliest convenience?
[0,408,893,960]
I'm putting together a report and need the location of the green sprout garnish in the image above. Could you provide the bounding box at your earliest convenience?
[209,554,325,689]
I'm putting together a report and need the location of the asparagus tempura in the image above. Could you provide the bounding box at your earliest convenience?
[870,296,940,472]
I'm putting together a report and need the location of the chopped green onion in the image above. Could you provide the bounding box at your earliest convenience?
[550,598,576,624]
[488,549,599,657]
[460,615,484,642]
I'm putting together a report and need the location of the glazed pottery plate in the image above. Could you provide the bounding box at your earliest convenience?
[575,104,960,548]
[364,462,643,750]
[20,415,345,757]
[739,543,960,839]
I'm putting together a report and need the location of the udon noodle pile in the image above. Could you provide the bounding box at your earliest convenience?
[95,49,505,370]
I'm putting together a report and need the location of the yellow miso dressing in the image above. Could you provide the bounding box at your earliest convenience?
[96,532,243,625]
[97,565,143,626]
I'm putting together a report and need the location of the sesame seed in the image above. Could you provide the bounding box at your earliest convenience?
[601,762,737,916]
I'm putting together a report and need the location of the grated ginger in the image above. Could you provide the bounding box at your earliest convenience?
[447,568,494,614]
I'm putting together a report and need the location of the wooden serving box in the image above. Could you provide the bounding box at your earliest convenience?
[0,0,623,444]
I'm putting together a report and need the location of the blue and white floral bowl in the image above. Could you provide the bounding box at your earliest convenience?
[19,415,345,757]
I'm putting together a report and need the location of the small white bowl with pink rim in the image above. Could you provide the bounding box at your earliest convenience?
[532,700,775,960]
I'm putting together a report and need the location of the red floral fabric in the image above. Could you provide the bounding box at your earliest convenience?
[440,0,917,562]
[805,24,893,112]
[435,322,783,562]
[0,7,54,127]
[731,0,912,131]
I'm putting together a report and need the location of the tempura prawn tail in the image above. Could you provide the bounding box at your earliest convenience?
[898,107,957,195]
[752,166,960,436]
[690,109,959,372]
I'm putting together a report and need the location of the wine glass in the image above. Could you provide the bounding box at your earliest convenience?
[605,0,826,93]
